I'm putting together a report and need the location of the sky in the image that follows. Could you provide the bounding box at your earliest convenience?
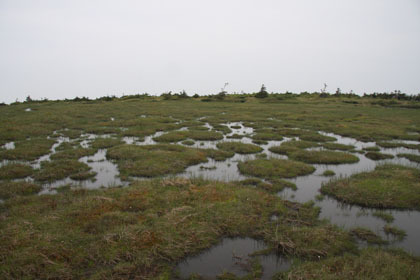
[0,0,419,103]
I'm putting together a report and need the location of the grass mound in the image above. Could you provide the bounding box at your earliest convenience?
[299,133,336,142]
[252,132,284,141]
[153,131,188,142]
[238,158,315,179]
[0,163,33,180]
[289,150,359,164]
[269,140,318,155]
[107,144,208,177]
[321,164,420,209]
[90,137,122,149]
[0,178,355,279]
[350,227,387,244]
[397,153,420,163]
[154,130,223,142]
[0,138,55,161]
[202,149,235,161]
[365,151,394,160]
[34,160,93,182]
[274,248,420,280]
[50,147,97,160]
[216,142,263,154]
[0,181,42,199]
[322,143,355,151]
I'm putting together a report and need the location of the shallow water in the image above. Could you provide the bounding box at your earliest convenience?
[176,237,290,279]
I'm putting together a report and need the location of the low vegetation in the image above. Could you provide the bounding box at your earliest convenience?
[216,142,263,154]
[107,144,208,177]
[202,148,235,161]
[372,211,394,223]
[34,160,93,182]
[350,227,388,245]
[397,153,420,163]
[90,137,123,149]
[0,178,355,279]
[322,142,355,151]
[289,150,359,164]
[238,158,315,179]
[383,225,407,241]
[365,151,394,160]
[0,138,55,161]
[0,163,33,180]
[0,181,42,199]
[321,164,420,209]
[274,248,420,279]
[323,170,335,176]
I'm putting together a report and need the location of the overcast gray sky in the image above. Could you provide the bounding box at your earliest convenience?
[0,0,419,103]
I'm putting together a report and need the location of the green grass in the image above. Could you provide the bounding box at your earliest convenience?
[0,163,33,179]
[107,144,208,177]
[50,147,97,160]
[252,139,268,145]
[181,140,195,146]
[69,171,97,181]
[269,140,318,155]
[365,151,394,160]
[154,130,224,142]
[153,131,188,143]
[322,143,355,151]
[299,133,336,142]
[202,149,235,161]
[397,153,420,163]
[274,248,420,280]
[363,146,380,152]
[383,225,407,241]
[90,137,123,149]
[0,178,355,278]
[376,141,420,150]
[238,158,315,179]
[0,181,42,199]
[212,124,232,134]
[252,132,284,141]
[239,178,296,193]
[33,160,93,182]
[0,138,55,161]
[323,170,335,176]
[216,142,263,154]
[289,150,360,164]
[321,164,420,209]
[372,211,394,223]
[186,130,223,141]
[226,133,244,139]
[350,227,388,245]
